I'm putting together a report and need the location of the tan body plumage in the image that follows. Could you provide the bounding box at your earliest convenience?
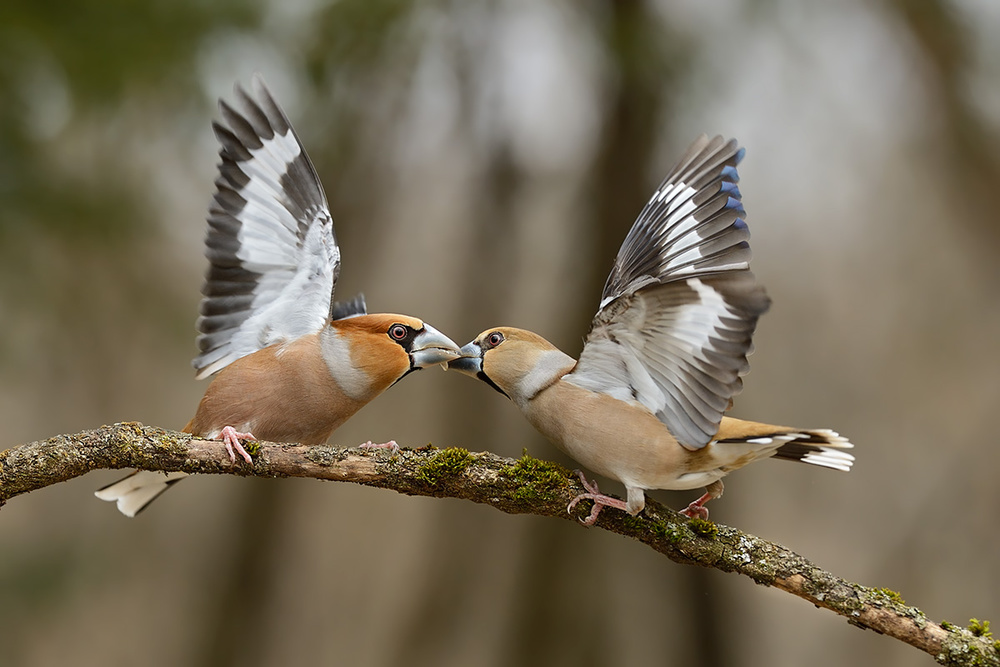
[451,137,853,522]
[184,314,449,446]
[96,77,459,516]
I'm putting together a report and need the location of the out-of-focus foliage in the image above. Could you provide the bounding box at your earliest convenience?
[0,0,258,242]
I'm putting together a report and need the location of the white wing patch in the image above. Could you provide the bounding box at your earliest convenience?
[228,214,338,357]
[572,136,770,449]
[670,278,727,347]
[570,275,767,448]
[193,76,339,379]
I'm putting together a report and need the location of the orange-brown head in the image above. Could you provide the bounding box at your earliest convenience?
[321,313,460,400]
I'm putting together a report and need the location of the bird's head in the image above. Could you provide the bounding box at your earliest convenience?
[324,314,461,397]
[449,327,575,404]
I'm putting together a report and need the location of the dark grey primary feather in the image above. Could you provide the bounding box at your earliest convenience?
[601,136,748,306]
[568,136,770,449]
[193,74,341,379]
[329,293,367,321]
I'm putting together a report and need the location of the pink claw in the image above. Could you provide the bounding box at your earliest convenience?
[567,470,629,526]
[680,491,713,520]
[359,440,400,455]
[220,426,256,463]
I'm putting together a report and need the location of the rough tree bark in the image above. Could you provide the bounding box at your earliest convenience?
[1,422,996,666]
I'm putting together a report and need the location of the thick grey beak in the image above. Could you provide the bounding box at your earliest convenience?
[447,342,483,376]
[409,325,462,368]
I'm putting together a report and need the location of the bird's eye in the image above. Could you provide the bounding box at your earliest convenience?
[486,331,504,348]
[389,324,409,340]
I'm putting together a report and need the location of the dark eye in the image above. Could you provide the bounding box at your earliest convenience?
[389,324,409,340]
[486,331,504,348]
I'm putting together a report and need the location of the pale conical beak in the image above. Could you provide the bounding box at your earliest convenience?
[409,325,462,368]
[447,342,483,376]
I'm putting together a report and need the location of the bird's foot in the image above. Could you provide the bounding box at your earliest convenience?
[680,481,723,519]
[220,426,256,463]
[567,470,629,526]
[679,492,713,520]
[359,440,400,455]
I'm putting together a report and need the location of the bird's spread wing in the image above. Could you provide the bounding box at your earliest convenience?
[566,136,770,449]
[193,75,340,379]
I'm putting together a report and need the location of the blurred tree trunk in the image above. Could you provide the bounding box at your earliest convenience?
[586,5,726,666]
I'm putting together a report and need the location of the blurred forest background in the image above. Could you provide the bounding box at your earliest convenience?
[2,0,999,665]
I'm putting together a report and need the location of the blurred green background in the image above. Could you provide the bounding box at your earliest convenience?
[2,0,998,665]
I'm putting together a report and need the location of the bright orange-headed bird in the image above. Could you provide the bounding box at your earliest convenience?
[450,136,853,524]
[97,76,460,516]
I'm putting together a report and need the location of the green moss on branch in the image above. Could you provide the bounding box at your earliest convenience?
[0,422,996,666]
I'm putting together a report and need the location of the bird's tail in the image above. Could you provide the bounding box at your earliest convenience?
[94,471,188,517]
[769,429,855,471]
[714,419,855,472]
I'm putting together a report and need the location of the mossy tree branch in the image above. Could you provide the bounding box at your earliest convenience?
[1,422,996,666]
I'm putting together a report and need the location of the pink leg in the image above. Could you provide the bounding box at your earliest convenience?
[359,440,400,455]
[567,470,629,526]
[680,492,713,519]
[680,480,724,519]
[220,426,256,463]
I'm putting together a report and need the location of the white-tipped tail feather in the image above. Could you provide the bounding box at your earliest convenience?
[94,471,189,517]
[771,429,855,472]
